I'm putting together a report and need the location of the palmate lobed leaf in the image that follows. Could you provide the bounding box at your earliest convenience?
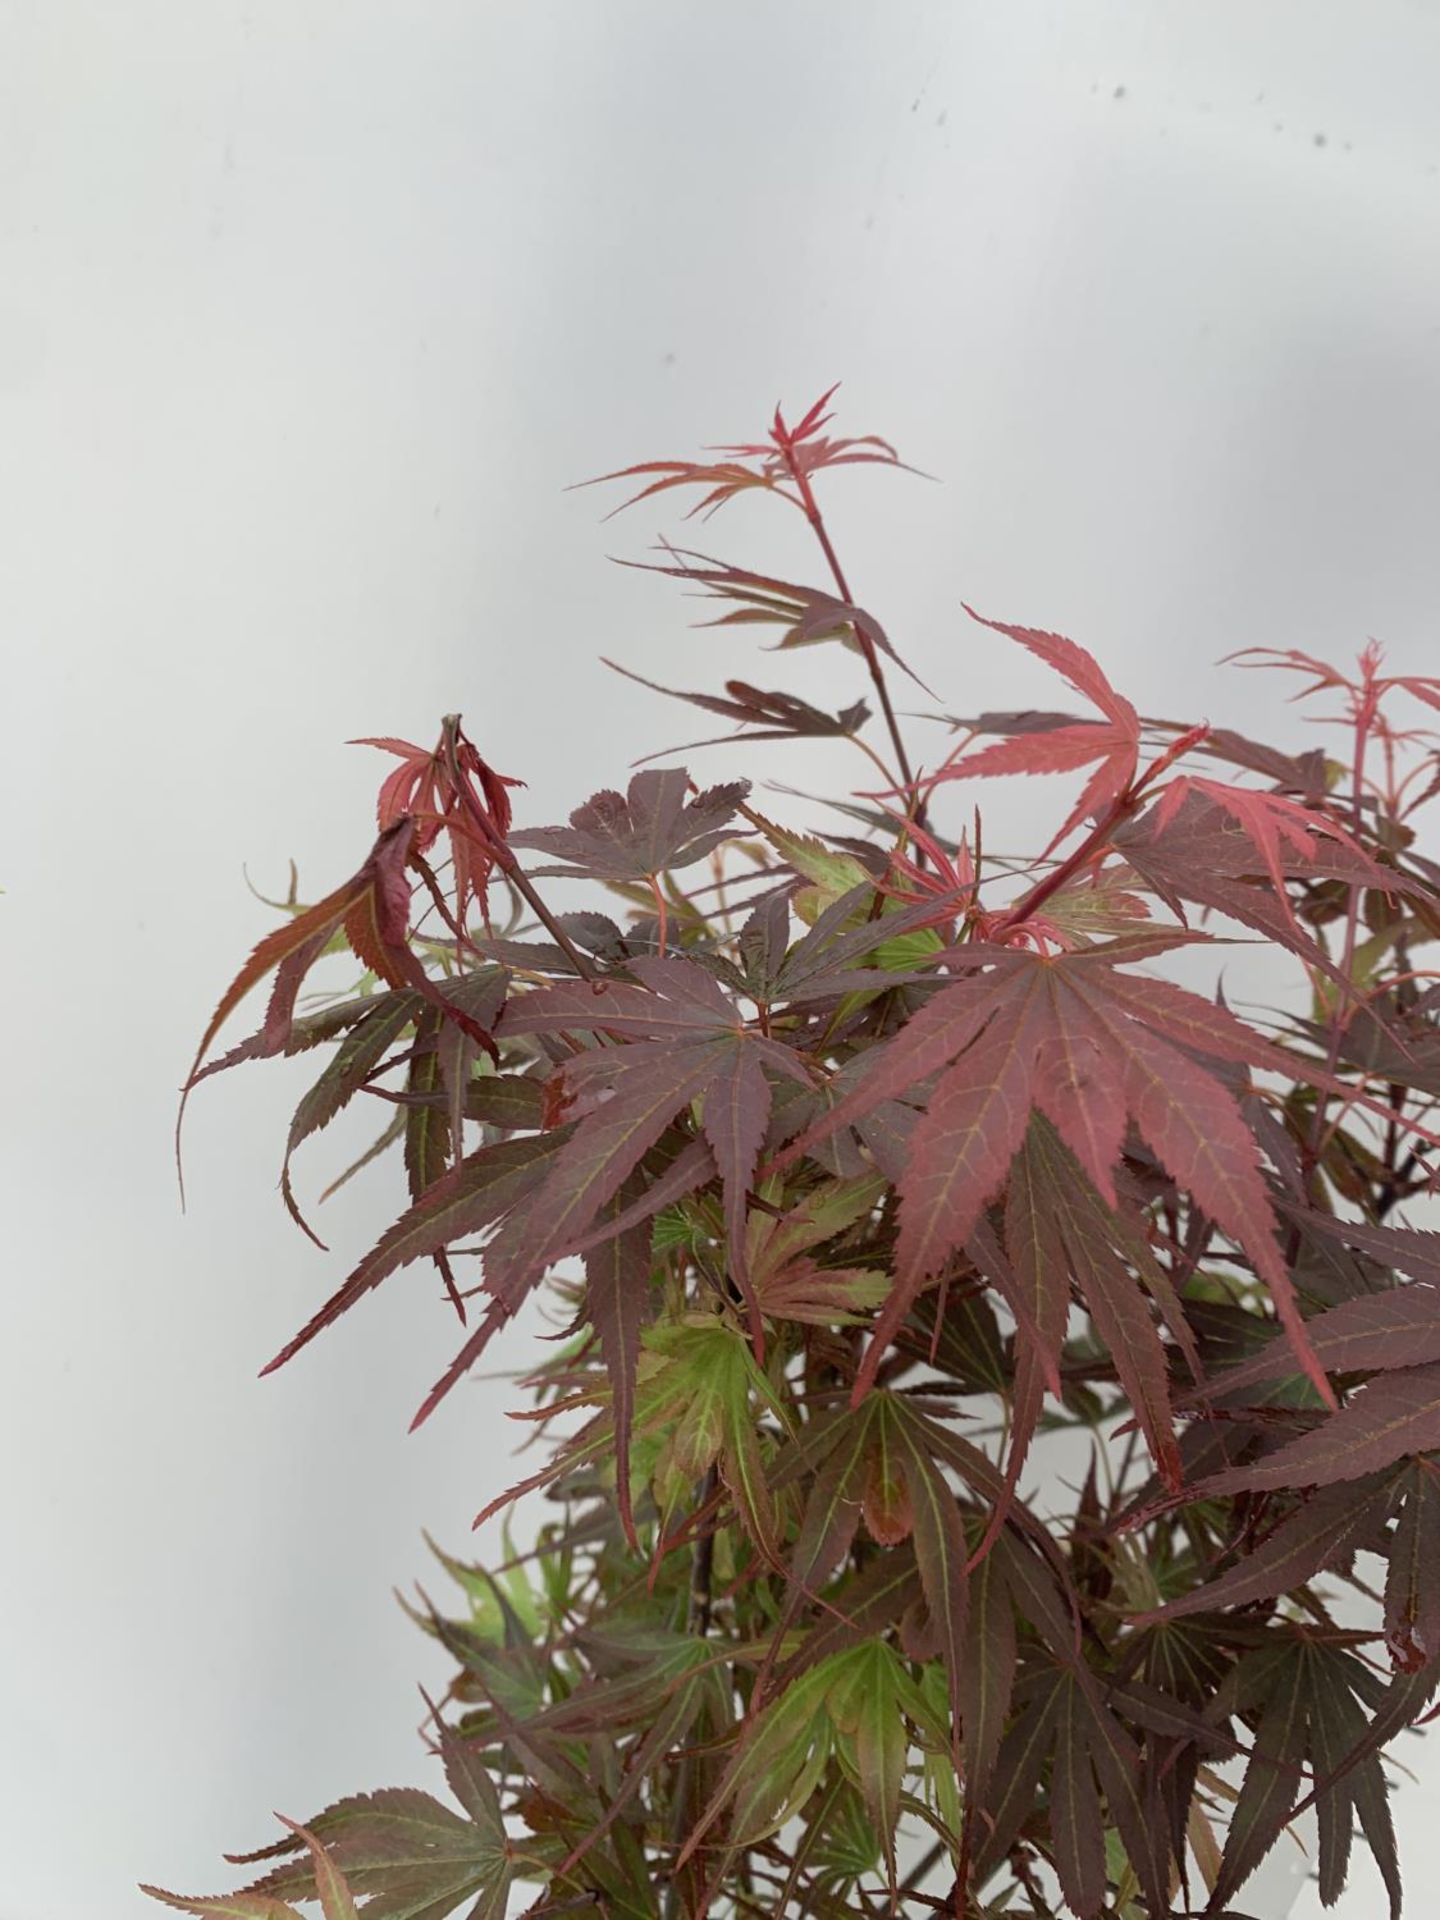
[639,1315,790,1556]
[679,1638,927,1880]
[219,1787,512,1920]
[509,767,749,882]
[782,942,1341,1408]
[968,1660,1171,1920]
[493,954,811,1351]
[928,609,1142,853]
[1207,1637,1404,1920]
[751,1255,889,1325]
[1113,783,1421,981]
[143,1816,370,1920]
[1152,774,1370,929]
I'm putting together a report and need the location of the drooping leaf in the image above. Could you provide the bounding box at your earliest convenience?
[403,1008,453,1201]
[959,1529,1018,1799]
[357,721,521,928]
[1385,1459,1440,1673]
[1026,1116,1187,1489]
[882,1398,969,1756]
[824,1639,915,1874]
[585,1180,655,1547]
[1051,1676,1108,1918]
[617,547,930,689]
[259,1131,567,1380]
[966,1661,1171,1919]
[279,991,420,1237]
[781,1408,875,1598]
[187,829,407,1084]
[182,819,504,1188]
[970,1679,1064,1888]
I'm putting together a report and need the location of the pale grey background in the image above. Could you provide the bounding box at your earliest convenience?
[4,3,1440,1914]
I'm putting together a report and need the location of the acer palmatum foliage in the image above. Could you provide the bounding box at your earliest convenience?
[152,393,1440,1920]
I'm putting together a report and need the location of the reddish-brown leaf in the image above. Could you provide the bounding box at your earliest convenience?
[1152,775,1368,929]
[786,946,1335,1406]
[885,1397,969,1759]
[1385,1461,1440,1673]
[1051,1677,1107,1919]
[185,851,385,1089]
[497,957,805,1344]
[698,1042,773,1342]
[1136,1476,1398,1623]
[1185,1285,1440,1406]
[1209,1647,1309,1914]
[278,991,420,1242]
[584,1184,654,1548]
[875,977,1046,1383]
[140,1892,303,1919]
[259,1131,565,1380]
[960,1536,1017,1799]
[1029,1118,1182,1490]
[604,658,870,759]
[509,768,748,882]
[1202,1363,1440,1495]
[937,610,1141,850]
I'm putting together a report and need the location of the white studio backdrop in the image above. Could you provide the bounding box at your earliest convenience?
[4,3,1440,1914]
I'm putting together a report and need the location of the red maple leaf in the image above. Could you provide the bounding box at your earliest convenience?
[1148,774,1371,930]
[923,611,1143,855]
[780,945,1350,1412]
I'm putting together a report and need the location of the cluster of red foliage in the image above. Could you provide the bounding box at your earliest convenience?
[153,394,1440,1920]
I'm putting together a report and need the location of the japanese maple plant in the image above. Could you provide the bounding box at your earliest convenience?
[151,393,1440,1920]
